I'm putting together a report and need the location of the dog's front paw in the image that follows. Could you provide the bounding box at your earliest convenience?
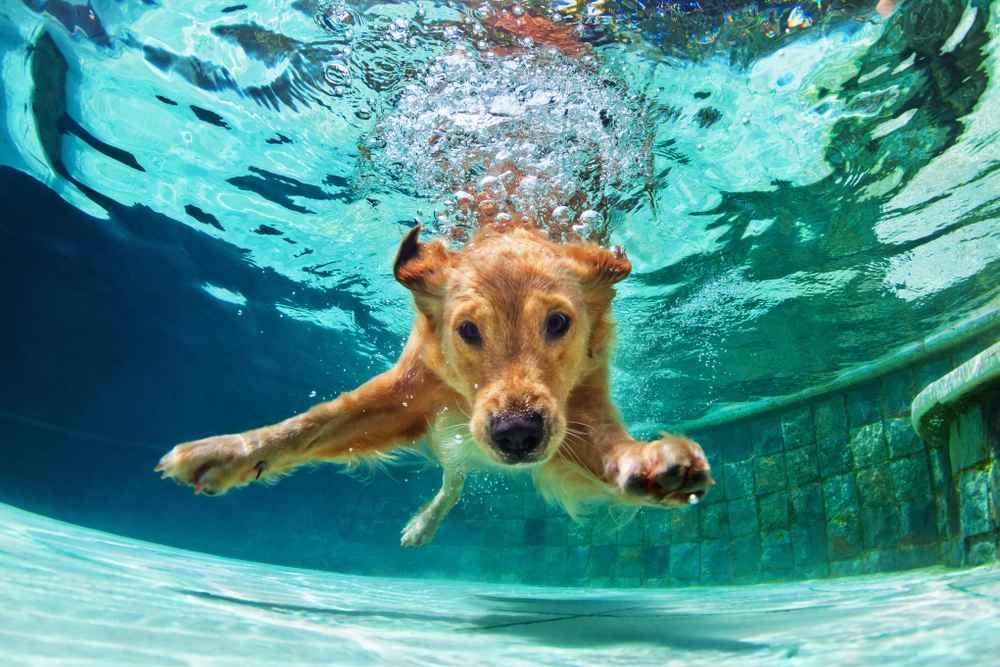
[605,435,713,506]
[156,433,263,496]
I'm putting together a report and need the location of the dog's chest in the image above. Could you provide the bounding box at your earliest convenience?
[426,412,493,470]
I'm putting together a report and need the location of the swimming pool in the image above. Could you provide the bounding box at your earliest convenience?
[2,0,1000,662]
[4,501,1000,665]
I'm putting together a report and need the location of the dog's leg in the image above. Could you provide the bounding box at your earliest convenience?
[156,358,450,496]
[400,467,465,547]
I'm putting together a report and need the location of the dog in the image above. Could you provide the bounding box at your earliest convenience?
[157,7,712,545]
[156,223,713,546]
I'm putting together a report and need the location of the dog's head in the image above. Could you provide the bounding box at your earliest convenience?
[394,225,630,466]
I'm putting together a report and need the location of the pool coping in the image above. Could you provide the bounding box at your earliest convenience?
[911,340,1000,442]
[668,297,1000,433]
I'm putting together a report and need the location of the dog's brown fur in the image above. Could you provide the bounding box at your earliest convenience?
[156,225,712,545]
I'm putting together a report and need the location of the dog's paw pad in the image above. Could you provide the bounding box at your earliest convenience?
[155,434,255,496]
[610,435,713,506]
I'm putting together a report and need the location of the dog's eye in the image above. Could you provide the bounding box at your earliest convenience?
[457,320,482,346]
[545,312,571,340]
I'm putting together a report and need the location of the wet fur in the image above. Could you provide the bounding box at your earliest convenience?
[156,225,713,546]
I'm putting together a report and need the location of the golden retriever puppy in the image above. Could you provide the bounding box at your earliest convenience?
[156,224,713,546]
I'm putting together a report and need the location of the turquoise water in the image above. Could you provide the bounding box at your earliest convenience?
[3,0,998,428]
[4,501,1000,665]
[3,0,1000,662]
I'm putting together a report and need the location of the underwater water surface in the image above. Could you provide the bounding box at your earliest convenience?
[3,0,998,430]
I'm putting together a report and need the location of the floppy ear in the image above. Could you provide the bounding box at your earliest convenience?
[565,243,632,288]
[393,225,450,300]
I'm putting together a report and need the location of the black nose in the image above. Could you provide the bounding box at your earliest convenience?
[489,411,545,461]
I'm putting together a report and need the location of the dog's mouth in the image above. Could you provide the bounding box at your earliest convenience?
[495,437,550,466]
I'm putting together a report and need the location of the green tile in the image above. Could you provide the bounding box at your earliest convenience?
[830,558,864,577]
[959,469,993,537]
[727,498,758,537]
[724,460,754,499]
[758,493,790,533]
[724,424,755,462]
[523,492,549,519]
[849,422,888,467]
[752,416,784,455]
[846,382,881,430]
[543,519,568,546]
[890,454,931,502]
[642,545,670,580]
[524,518,546,545]
[786,446,820,487]
[895,544,941,570]
[781,406,815,449]
[670,506,700,542]
[949,403,988,472]
[887,418,923,459]
[614,547,643,581]
[791,524,827,567]
[818,442,854,478]
[590,513,618,546]
[823,474,859,521]
[567,519,592,546]
[542,546,569,584]
[899,498,939,545]
[730,534,761,580]
[701,540,732,583]
[701,502,729,540]
[857,465,895,507]
[790,483,825,526]
[587,544,615,578]
[670,543,701,582]
[755,453,787,495]
[566,546,590,580]
[643,513,671,545]
[861,505,901,549]
[495,492,525,518]
[827,519,863,560]
[861,549,898,574]
[966,535,998,566]
[929,446,950,489]
[815,395,849,447]
[616,517,644,546]
[761,531,794,574]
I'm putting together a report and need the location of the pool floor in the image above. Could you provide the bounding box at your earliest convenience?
[1,502,999,666]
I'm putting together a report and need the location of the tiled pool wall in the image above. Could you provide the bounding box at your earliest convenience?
[379,328,999,587]
[676,339,995,587]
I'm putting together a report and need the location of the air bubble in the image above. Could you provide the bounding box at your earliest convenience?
[552,206,573,223]
[478,175,499,192]
[371,49,651,243]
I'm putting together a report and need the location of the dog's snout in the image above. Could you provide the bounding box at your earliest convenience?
[489,411,545,461]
